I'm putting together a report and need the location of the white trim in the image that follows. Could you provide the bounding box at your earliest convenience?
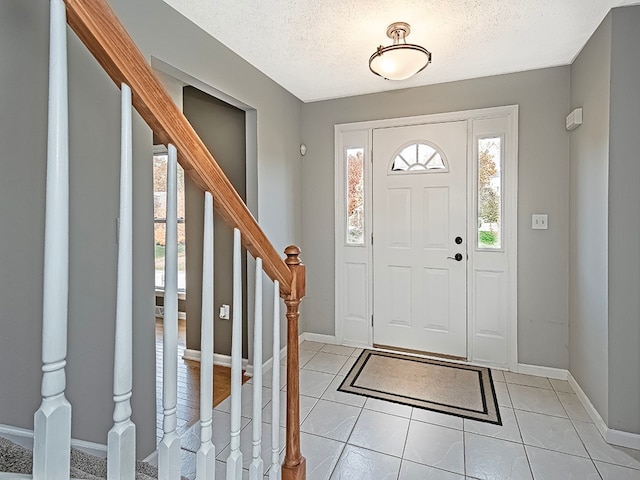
[155,289,187,301]
[567,372,640,449]
[335,105,519,368]
[506,108,519,372]
[142,450,158,465]
[301,332,337,344]
[335,105,522,132]
[607,428,640,450]
[567,372,609,437]
[155,311,186,320]
[0,424,107,456]
[517,363,568,380]
[182,349,252,374]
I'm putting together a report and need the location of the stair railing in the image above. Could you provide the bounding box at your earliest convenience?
[33,0,307,478]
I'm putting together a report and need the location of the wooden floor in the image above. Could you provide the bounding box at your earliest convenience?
[155,318,248,440]
[156,319,200,440]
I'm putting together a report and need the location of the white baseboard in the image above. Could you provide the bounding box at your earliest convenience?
[182,348,252,375]
[607,428,640,450]
[567,372,609,437]
[301,332,336,344]
[517,363,568,380]
[567,373,640,450]
[0,423,107,457]
[142,449,158,465]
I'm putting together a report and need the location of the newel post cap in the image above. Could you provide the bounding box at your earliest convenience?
[284,245,302,266]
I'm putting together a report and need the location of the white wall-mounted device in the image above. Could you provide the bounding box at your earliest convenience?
[566,108,583,131]
[219,304,230,320]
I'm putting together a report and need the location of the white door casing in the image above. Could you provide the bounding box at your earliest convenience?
[372,121,468,357]
[334,106,518,370]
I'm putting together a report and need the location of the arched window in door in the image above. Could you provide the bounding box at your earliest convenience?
[390,141,448,173]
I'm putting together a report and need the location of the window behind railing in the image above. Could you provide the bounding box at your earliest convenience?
[153,145,187,291]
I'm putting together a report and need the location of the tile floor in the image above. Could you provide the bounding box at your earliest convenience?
[177,341,640,479]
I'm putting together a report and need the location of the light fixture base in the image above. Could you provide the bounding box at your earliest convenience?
[386,22,411,40]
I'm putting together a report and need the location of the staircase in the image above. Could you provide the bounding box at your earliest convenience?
[0,0,306,478]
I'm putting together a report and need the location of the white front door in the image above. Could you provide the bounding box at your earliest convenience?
[372,121,468,357]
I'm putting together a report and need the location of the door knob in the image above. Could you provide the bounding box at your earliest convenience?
[447,253,463,261]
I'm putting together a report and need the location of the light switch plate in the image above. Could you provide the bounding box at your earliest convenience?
[532,214,548,230]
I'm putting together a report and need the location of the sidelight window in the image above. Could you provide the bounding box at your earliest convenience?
[346,147,365,245]
[477,136,502,249]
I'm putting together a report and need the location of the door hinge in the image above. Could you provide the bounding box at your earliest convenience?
[371,315,374,326]
[371,233,374,245]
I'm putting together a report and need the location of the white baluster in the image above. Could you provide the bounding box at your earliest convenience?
[196,192,215,479]
[107,83,136,480]
[227,228,243,479]
[249,259,264,479]
[159,144,181,480]
[269,280,281,480]
[34,0,72,477]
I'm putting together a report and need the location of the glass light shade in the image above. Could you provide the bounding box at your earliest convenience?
[369,44,431,81]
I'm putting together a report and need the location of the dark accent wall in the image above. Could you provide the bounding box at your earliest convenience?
[183,87,248,357]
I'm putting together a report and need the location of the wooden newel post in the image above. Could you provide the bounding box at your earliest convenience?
[281,245,306,480]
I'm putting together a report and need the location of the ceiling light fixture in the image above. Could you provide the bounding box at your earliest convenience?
[369,22,432,81]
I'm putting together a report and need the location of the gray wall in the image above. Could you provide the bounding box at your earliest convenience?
[607,6,640,434]
[0,0,50,430]
[569,5,640,435]
[183,87,248,357]
[301,67,571,369]
[0,0,156,456]
[569,13,611,424]
[0,0,302,457]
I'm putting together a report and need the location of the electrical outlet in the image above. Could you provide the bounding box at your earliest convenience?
[219,304,230,320]
[532,214,548,230]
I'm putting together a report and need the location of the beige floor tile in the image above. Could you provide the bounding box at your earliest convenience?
[403,421,464,474]
[526,445,600,479]
[349,409,410,458]
[465,432,532,480]
[301,399,361,442]
[399,460,465,479]
[504,372,553,389]
[550,378,574,393]
[330,444,401,480]
[464,407,522,443]
[509,384,567,417]
[595,461,640,479]
[515,409,588,457]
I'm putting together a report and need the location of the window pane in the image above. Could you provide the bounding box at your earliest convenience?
[154,223,187,291]
[392,142,447,172]
[477,137,502,249]
[346,147,365,245]
[154,151,187,291]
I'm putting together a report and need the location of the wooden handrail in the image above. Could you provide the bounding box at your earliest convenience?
[62,1,307,477]
[63,0,293,295]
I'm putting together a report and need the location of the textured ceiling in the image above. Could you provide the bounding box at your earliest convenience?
[162,0,639,102]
